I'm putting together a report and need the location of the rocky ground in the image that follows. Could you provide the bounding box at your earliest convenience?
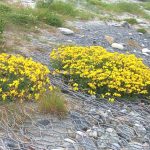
[0,0,150,150]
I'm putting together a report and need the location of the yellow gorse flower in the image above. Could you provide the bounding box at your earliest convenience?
[50,46,150,100]
[0,53,53,101]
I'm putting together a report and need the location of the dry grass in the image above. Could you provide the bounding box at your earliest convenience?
[0,101,34,128]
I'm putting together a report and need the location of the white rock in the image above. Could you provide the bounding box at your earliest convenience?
[76,131,86,139]
[141,44,145,47]
[111,43,124,50]
[143,53,149,56]
[64,138,75,144]
[142,48,150,54]
[58,28,74,35]
[106,128,114,133]
[76,131,86,136]
[51,148,65,150]
[86,129,98,138]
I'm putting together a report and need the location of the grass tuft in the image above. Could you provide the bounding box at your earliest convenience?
[38,89,67,116]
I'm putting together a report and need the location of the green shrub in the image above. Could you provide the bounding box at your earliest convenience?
[137,28,147,34]
[37,10,62,27]
[124,18,138,25]
[37,1,77,17]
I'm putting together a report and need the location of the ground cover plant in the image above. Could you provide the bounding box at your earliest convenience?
[0,53,53,101]
[50,46,150,102]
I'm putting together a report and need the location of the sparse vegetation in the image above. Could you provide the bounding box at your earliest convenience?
[143,2,150,11]
[86,0,150,20]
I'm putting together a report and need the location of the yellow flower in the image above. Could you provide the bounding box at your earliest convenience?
[50,46,150,101]
[2,94,7,100]
[0,53,53,101]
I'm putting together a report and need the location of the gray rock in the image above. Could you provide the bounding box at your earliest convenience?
[96,127,105,137]
[70,112,90,130]
[51,148,66,150]
[97,128,120,149]
[76,131,87,139]
[134,123,146,137]
[120,109,128,113]
[112,143,121,150]
[3,138,18,148]
[64,138,75,144]
[37,119,50,126]
[68,129,76,139]
[58,28,74,35]
[117,125,135,141]
[77,136,98,150]
[121,21,130,29]
[106,128,115,133]
[128,142,144,150]
[143,142,150,150]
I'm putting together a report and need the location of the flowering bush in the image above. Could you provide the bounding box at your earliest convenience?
[50,46,150,101]
[0,53,53,101]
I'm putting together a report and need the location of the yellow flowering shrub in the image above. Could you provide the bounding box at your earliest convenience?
[50,46,150,101]
[0,53,53,101]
